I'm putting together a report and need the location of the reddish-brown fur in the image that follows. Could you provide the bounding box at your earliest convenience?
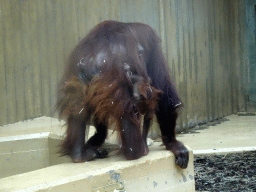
[56,20,189,168]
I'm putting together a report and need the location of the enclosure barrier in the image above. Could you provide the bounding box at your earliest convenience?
[0,117,195,192]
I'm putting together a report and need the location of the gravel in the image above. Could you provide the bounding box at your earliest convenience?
[194,151,256,191]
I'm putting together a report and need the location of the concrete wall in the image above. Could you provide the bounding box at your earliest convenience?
[245,0,256,111]
[0,0,249,132]
[161,0,248,130]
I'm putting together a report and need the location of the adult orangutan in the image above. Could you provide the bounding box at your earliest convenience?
[57,20,189,169]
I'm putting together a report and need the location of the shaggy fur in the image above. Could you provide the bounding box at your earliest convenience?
[56,20,189,168]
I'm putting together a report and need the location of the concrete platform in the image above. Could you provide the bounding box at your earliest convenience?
[0,144,194,192]
[177,114,256,154]
[0,117,195,192]
[0,114,255,191]
[2,114,254,151]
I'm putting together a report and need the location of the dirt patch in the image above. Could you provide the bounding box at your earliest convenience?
[194,151,256,191]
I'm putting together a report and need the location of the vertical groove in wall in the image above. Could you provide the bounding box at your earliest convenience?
[159,0,166,59]
[3,1,17,124]
[22,0,34,120]
[208,0,215,121]
[238,1,248,112]
[229,1,235,114]
[0,1,8,125]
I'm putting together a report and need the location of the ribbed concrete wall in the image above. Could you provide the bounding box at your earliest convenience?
[0,0,248,132]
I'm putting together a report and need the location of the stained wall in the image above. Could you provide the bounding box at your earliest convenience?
[0,0,249,132]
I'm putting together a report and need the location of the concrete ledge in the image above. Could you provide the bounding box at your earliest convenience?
[237,112,256,116]
[0,143,194,192]
[0,117,195,192]
[194,146,256,155]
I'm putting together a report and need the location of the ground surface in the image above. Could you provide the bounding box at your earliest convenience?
[177,115,256,150]
[194,151,256,191]
[1,114,256,191]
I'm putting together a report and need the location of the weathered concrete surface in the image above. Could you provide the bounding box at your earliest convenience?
[0,116,66,137]
[0,132,73,179]
[0,144,194,192]
[1,114,255,191]
[177,114,256,151]
[2,114,255,151]
[0,117,195,192]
